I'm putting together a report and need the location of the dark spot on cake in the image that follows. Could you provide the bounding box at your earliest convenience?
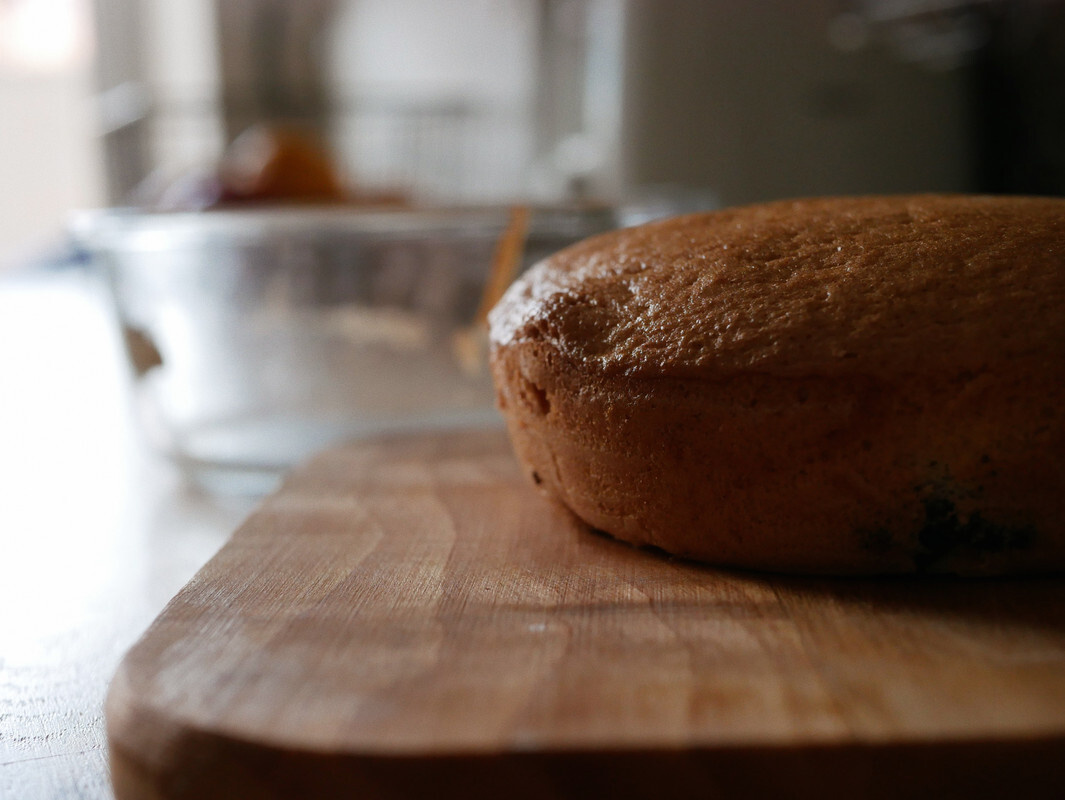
[523,321,547,341]
[913,493,1036,572]
[980,454,991,464]
[520,378,551,415]
[859,527,894,554]
[531,471,543,485]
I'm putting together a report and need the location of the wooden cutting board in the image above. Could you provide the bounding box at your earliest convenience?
[107,429,1065,799]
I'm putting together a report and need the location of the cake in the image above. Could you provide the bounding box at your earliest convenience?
[487,195,1065,574]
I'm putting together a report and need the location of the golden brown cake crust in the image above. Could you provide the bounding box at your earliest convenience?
[490,195,1065,380]
[488,195,1065,575]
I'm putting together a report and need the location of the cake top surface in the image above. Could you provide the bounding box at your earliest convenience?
[488,195,1065,379]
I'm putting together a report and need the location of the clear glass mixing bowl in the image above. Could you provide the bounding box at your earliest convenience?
[77,205,618,493]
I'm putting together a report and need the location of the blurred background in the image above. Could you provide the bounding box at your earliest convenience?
[3,6,1063,795]
[2,0,1064,271]
[3,0,1065,490]
[4,0,1065,488]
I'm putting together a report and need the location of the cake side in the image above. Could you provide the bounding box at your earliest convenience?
[491,339,1065,574]
[488,194,1065,574]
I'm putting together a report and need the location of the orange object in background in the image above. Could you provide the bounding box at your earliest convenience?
[140,124,410,211]
[218,125,348,205]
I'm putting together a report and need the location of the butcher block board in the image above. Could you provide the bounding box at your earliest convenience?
[107,429,1065,799]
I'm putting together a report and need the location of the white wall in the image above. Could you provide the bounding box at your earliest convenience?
[141,0,223,173]
[323,0,541,201]
[0,0,103,270]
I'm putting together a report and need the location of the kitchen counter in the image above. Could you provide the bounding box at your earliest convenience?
[0,268,256,799]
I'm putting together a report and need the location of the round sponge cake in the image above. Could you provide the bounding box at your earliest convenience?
[487,195,1065,574]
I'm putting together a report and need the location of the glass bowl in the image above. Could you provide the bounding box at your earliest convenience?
[77,205,618,493]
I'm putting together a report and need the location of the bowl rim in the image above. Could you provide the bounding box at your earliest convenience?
[70,204,619,253]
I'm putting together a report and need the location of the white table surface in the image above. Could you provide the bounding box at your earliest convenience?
[0,268,257,799]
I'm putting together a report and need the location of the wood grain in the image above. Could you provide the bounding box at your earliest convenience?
[107,429,1065,798]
